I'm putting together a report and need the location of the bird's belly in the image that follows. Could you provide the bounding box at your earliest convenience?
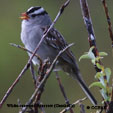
[21,27,58,65]
[23,37,58,65]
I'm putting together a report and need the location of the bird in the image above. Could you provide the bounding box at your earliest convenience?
[20,6,97,105]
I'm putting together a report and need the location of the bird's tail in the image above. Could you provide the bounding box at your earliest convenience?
[72,68,97,105]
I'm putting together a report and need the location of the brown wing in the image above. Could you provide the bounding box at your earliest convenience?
[43,27,77,66]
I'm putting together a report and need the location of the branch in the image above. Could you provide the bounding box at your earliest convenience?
[106,82,113,113]
[79,103,85,113]
[0,0,70,108]
[79,0,98,56]
[60,97,87,113]
[33,59,50,112]
[10,43,40,87]
[30,62,37,87]
[0,61,30,108]
[10,43,42,64]
[101,0,113,48]
[55,72,74,113]
[19,43,74,113]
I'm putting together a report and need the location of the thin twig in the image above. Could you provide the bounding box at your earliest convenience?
[60,97,87,113]
[38,102,46,113]
[30,62,37,87]
[101,0,113,48]
[19,43,74,113]
[10,43,42,63]
[0,62,30,108]
[0,0,70,108]
[79,103,85,113]
[55,72,74,113]
[17,99,23,112]
[111,80,113,101]
[33,59,50,112]
[106,82,113,113]
[10,43,40,87]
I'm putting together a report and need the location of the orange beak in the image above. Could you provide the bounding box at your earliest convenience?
[20,12,29,20]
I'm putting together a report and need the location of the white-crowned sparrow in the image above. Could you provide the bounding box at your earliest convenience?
[20,6,97,105]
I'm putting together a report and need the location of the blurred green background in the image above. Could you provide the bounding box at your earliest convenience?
[0,0,113,113]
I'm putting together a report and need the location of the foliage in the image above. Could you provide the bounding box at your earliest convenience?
[79,46,112,102]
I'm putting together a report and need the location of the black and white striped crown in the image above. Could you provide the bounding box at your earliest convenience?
[26,6,48,16]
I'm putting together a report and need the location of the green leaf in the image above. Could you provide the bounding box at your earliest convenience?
[89,46,95,52]
[100,76,105,87]
[105,68,111,82]
[79,54,90,61]
[100,89,108,100]
[91,59,96,65]
[100,88,111,101]
[105,68,111,75]
[89,82,106,90]
[99,52,108,57]
[88,50,95,59]
[95,72,103,79]
[95,56,103,61]
[79,46,96,62]
[96,63,103,69]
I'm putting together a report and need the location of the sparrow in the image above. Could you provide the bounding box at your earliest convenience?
[20,6,97,105]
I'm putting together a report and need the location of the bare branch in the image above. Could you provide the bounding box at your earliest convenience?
[60,97,87,113]
[101,0,113,48]
[38,102,46,113]
[10,43,40,87]
[0,62,30,108]
[30,62,37,87]
[55,72,74,113]
[106,82,113,113]
[79,0,98,55]
[33,59,50,112]
[79,103,85,113]
[10,43,42,64]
